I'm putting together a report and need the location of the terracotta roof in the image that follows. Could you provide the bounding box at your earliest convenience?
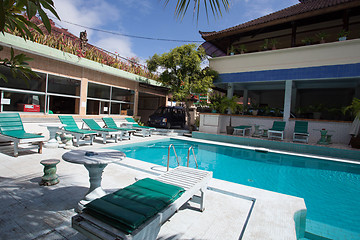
[200,0,359,40]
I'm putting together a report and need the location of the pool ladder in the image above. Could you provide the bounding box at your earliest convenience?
[167,144,198,171]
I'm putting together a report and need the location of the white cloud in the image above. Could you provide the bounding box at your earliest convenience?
[48,0,135,58]
[94,37,135,59]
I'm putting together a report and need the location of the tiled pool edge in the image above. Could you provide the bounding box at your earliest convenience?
[192,132,360,161]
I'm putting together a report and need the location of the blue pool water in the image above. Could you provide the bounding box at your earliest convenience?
[109,139,360,239]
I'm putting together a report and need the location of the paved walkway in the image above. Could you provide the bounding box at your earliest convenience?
[0,135,306,240]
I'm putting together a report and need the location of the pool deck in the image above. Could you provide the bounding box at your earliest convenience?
[0,134,307,240]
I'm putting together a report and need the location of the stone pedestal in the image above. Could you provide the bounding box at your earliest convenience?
[39,159,60,186]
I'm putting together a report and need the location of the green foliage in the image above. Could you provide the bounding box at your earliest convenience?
[162,0,230,22]
[316,32,329,41]
[343,98,360,119]
[7,29,158,79]
[0,0,60,40]
[208,94,237,114]
[147,44,217,103]
[0,0,60,83]
[0,47,39,83]
[338,29,349,38]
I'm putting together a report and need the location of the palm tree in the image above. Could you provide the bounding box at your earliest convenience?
[162,0,230,21]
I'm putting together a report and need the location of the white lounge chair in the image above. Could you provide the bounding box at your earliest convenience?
[72,166,212,240]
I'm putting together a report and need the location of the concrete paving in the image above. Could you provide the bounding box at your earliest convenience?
[0,134,306,240]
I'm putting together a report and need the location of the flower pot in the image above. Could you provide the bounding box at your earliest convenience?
[252,110,258,116]
[226,126,234,135]
[349,136,360,148]
[338,37,347,41]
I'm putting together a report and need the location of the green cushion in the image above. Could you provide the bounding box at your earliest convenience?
[82,119,118,132]
[294,121,308,134]
[2,130,43,139]
[64,128,96,134]
[270,121,286,131]
[234,125,252,130]
[0,113,25,133]
[84,178,185,234]
[59,116,96,134]
[0,113,43,140]
[102,117,136,132]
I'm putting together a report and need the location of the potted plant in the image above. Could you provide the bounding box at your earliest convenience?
[238,44,247,54]
[301,37,314,45]
[270,39,278,50]
[343,98,360,148]
[260,39,269,51]
[229,45,236,55]
[225,96,239,135]
[307,104,324,119]
[338,29,349,41]
[316,32,329,43]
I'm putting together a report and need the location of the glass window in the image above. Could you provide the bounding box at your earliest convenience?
[112,87,133,102]
[47,75,81,96]
[0,65,46,92]
[88,82,110,99]
[86,100,100,115]
[2,91,45,112]
[110,103,120,114]
[48,95,78,114]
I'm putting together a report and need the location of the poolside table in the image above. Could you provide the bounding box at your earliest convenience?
[314,129,334,145]
[40,123,66,148]
[62,149,126,212]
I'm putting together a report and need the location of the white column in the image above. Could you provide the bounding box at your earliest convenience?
[227,83,234,114]
[283,80,293,121]
[243,89,248,107]
[227,83,234,98]
[291,86,297,113]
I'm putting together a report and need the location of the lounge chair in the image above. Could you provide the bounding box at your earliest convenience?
[58,116,97,147]
[233,125,252,136]
[0,113,44,157]
[82,119,129,143]
[124,117,156,137]
[102,117,136,138]
[293,121,309,143]
[268,121,286,140]
[72,166,212,240]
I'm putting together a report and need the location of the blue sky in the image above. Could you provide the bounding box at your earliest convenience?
[49,0,299,64]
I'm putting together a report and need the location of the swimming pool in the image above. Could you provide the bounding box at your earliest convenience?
[109,138,360,239]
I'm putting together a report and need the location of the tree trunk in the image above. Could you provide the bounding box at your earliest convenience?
[184,101,192,131]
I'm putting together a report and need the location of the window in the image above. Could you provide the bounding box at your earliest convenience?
[0,66,81,114]
[47,74,81,114]
[87,83,134,115]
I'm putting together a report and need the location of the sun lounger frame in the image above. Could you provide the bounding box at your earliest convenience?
[233,125,252,136]
[72,166,212,240]
[82,119,128,144]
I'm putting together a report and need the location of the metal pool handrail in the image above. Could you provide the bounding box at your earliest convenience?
[187,146,198,169]
[167,144,180,171]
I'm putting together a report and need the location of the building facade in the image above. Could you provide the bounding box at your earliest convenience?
[198,0,360,144]
[0,33,167,122]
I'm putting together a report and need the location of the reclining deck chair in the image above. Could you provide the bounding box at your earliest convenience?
[102,117,136,139]
[124,117,155,137]
[233,125,252,136]
[58,116,97,147]
[82,119,129,143]
[268,121,286,140]
[293,121,309,143]
[72,166,212,240]
[0,113,44,157]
